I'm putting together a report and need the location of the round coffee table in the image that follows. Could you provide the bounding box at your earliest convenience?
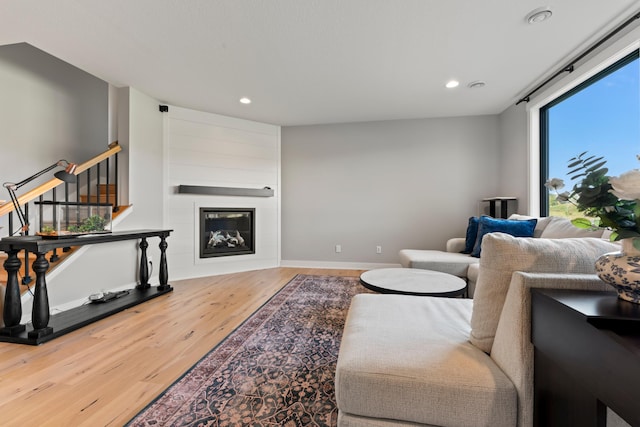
[360,268,467,297]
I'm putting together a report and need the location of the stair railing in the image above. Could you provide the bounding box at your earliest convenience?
[0,141,122,285]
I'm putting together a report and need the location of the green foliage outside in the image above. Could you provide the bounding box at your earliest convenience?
[547,152,640,241]
[549,194,581,219]
[549,194,600,226]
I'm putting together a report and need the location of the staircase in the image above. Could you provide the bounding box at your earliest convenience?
[0,143,125,294]
[79,183,117,206]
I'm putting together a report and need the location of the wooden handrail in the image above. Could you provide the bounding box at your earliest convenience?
[0,142,121,217]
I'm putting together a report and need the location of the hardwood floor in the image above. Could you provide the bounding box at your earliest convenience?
[0,267,364,427]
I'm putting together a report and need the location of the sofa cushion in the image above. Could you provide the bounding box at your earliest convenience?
[467,262,480,297]
[509,214,555,238]
[469,233,619,353]
[470,216,537,257]
[539,216,606,238]
[398,249,478,277]
[446,237,467,253]
[462,216,480,254]
[336,294,516,426]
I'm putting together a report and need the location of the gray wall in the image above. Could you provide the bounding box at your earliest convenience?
[0,43,109,234]
[281,116,501,266]
[0,43,108,189]
[498,103,530,215]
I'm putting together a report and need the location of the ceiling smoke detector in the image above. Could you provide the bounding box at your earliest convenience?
[526,7,552,24]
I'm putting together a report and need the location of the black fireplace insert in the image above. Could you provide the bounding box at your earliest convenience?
[199,208,255,258]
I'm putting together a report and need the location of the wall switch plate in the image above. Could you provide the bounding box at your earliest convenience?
[376,245,382,254]
[335,244,342,253]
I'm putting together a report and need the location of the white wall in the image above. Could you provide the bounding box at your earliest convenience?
[41,87,165,312]
[281,116,500,267]
[165,106,281,280]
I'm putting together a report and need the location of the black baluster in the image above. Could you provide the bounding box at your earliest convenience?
[106,157,111,209]
[114,153,119,212]
[50,190,59,262]
[86,167,91,205]
[28,252,53,339]
[24,203,29,235]
[64,182,71,252]
[137,238,150,290]
[158,235,171,291]
[0,250,26,336]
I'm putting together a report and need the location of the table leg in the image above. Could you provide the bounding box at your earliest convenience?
[137,238,150,290]
[501,200,509,218]
[28,252,53,339]
[158,235,171,291]
[0,250,26,336]
[488,200,496,217]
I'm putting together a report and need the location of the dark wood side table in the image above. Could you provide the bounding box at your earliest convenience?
[531,289,640,427]
[0,229,172,345]
[482,197,517,218]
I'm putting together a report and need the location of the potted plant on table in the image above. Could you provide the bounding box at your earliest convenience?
[545,152,640,303]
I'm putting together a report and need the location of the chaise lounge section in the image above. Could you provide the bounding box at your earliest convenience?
[336,232,619,426]
[398,215,609,297]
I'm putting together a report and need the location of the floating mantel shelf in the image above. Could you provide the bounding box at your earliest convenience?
[178,185,274,197]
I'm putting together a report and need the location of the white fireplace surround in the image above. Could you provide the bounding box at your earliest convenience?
[166,106,281,279]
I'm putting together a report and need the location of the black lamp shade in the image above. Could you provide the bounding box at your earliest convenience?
[54,163,77,183]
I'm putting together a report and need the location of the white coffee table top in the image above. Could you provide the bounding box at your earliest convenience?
[360,268,467,297]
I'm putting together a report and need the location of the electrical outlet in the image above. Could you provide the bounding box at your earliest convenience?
[376,246,382,254]
[335,244,342,253]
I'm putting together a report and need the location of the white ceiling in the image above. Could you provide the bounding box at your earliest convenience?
[1,0,639,126]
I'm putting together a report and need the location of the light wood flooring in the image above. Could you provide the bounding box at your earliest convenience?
[0,267,364,427]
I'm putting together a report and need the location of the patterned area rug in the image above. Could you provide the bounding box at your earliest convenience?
[127,274,372,427]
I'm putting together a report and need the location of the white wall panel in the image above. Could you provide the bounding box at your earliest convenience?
[168,149,277,173]
[169,134,277,159]
[166,106,280,280]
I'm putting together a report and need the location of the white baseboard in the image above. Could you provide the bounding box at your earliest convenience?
[280,260,402,270]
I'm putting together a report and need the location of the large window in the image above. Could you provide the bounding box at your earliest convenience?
[540,50,640,217]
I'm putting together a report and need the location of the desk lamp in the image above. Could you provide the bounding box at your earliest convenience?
[3,160,77,235]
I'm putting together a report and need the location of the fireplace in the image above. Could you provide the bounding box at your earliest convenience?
[199,208,255,258]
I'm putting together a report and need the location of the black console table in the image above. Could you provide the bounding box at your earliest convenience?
[531,289,640,427]
[0,229,173,345]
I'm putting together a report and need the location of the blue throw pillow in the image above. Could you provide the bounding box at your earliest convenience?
[470,216,537,258]
[462,216,479,254]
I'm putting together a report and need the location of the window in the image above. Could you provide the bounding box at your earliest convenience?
[540,50,640,217]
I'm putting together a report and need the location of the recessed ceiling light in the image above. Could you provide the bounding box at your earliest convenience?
[239,97,252,104]
[526,7,552,24]
[445,80,460,89]
[468,81,486,89]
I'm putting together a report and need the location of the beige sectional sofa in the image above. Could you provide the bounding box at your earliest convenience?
[398,216,609,297]
[336,232,619,427]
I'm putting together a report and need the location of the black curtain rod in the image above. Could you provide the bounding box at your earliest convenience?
[516,10,640,105]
